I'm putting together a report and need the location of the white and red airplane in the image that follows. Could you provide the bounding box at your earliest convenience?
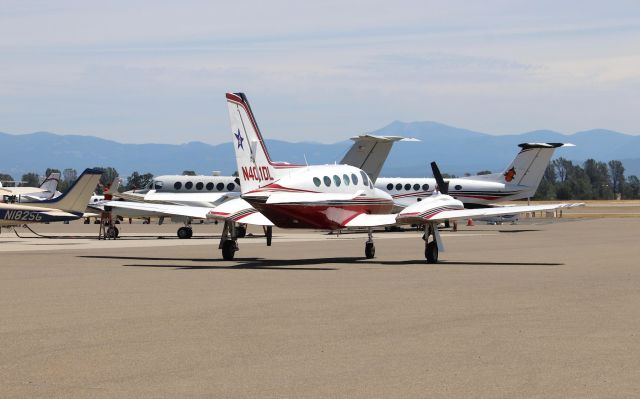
[210,92,578,262]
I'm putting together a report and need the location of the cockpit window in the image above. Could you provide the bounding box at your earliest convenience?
[333,175,341,187]
[154,181,164,190]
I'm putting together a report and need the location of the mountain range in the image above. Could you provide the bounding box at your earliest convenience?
[1,121,639,179]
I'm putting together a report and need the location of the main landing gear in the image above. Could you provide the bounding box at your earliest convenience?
[365,228,376,259]
[177,226,193,239]
[219,220,239,260]
[423,223,440,263]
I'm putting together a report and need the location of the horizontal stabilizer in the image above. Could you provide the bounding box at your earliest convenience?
[343,213,398,228]
[100,200,212,219]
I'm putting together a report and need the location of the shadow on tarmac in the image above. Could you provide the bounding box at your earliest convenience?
[79,255,562,269]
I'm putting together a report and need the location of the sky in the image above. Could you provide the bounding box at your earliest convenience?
[1,0,639,144]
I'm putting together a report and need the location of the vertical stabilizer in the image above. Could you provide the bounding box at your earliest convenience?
[501,143,573,189]
[340,135,410,183]
[226,92,303,193]
[39,172,61,199]
[34,169,103,214]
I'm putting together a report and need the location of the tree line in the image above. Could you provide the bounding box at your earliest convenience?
[534,158,640,200]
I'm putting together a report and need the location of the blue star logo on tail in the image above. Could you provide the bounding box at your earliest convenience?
[235,129,244,150]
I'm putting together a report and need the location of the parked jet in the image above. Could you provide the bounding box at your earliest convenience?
[211,92,576,262]
[0,169,102,229]
[377,143,573,209]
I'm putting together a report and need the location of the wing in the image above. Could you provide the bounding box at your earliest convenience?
[398,203,582,224]
[143,191,238,205]
[0,187,48,195]
[207,198,273,226]
[100,200,212,219]
[342,213,398,227]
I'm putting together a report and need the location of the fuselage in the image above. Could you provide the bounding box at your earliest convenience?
[242,164,394,230]
[376,176,532,208]
[0,203,81,226]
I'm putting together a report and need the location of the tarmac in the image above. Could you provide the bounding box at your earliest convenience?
[1,208,640,397]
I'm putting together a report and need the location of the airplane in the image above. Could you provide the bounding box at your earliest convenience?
[0,171,62,202]
[211,92,577,262]
[0,169,103,231]
[377,142,574,210]
[94,135,408,239]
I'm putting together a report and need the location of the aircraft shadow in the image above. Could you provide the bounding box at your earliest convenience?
[79,255,560,269]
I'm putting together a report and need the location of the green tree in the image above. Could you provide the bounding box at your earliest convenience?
[0,173,14,183]
[476,170,492,175]
[20,172,40,187]
[45,168,61,177]
[608,160,625,198]
[624,176,640,199]
[583,159,613,199]
[125,171,154,191]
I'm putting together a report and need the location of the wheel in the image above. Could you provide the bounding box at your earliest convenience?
[177,227,191,239]
[106,226,117,239]
[236,225,247,238]
[425,241,438,263]
[222,240,236,261]
[365,242,375,259]
[186,228,193,238]
[113,227,119,238]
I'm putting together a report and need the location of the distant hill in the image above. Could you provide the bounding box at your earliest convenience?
[1,122,639,180]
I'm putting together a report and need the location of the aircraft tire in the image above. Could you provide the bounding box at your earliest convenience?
[365,242,375,259]
[425,241,438,263]
[177,227,191,239]
[222,240,236,261]
[236,225,247,238]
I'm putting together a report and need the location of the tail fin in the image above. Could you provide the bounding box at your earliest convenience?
[34,168,102,213]
[340,135,411,183]
[39,172,61,199]
[226,92,303,193]
[501,143,574,188]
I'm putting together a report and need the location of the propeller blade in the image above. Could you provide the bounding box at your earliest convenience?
[430,161,449,194]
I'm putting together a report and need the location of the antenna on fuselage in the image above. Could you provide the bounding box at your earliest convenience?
[430,161,449,195]
[303,154,309,166]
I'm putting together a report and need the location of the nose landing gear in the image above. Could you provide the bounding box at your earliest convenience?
[364,228,376,259]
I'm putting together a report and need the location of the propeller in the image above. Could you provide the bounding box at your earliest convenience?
[430,161,449,195]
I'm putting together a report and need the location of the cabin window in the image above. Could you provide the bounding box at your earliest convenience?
[216,182,224,191]
[455,185,462,190]
[404,184,411,190]
[360,171,369,186]
[313,177,321,187]
[174,182,182,190]
[387,183,393,190]
[395,183,402,190]
[196,182,204,190]
[185,181,193,190]
[323,176,331,187]
[154,182,163,190]
[206,182,214,191]
[422,184,429,191]
[351,173,358,185]
[413,184,420,191]
[227,183,235,191]
[333,175,341,187]
[343,174,350,186]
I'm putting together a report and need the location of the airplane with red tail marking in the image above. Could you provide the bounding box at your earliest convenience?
[211,92,581,262]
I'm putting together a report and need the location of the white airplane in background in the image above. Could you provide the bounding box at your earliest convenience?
[377,142,574,210]
[207,92,578,262]
[1,172,62,202]
[0,169,102,230]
